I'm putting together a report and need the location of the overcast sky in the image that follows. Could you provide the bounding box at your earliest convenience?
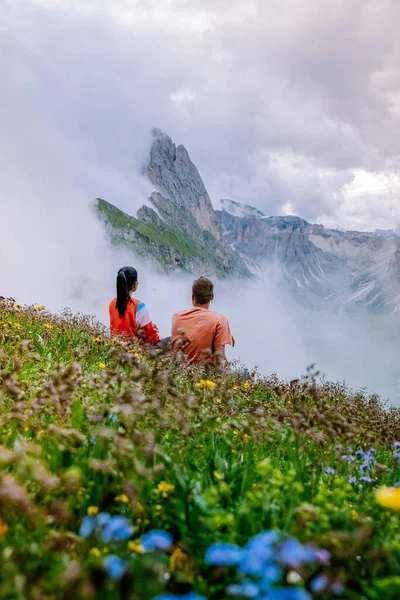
[1,0,399,233]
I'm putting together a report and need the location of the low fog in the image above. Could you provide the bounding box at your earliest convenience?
[1,0,400,404]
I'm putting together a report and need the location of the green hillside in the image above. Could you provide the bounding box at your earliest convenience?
[1,298,400,599]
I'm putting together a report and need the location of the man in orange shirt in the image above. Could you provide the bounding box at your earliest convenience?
[171,277,234,365]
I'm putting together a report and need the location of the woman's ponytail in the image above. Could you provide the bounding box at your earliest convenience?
[116,266,137,318]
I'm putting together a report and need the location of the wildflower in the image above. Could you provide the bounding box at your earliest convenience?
[155,504,162,511]
[360,476,376,484]
[140,530,173,552]
[216,417,222,423]
[157,481,175,497]
[103,555,126,579]
[205,543,245,566]
[101,516,133,543]
[278,539,326,568]
[79,516,96,539]
[325,467,335,475]
[394,441,400,449]
[98,362,106,369]
[115,494,129,504]
[215,398,221,404]
[341,455,354,463]
[44,323,53,330]
[349,476,357,484]
[213,471,221,480]
[233,430,240,436]
[170,548,188,571]
[154,594,205,600]
[195,379,215,389]
[89,547,101,557]
[13,323,22,329]
[24,426,29,433]
[243,382,250,390]
[310,574,329,593]
[0,519,8,541]
[35,305,45,311]
[92,337,103,343]
[376,486,400,510]
[136,501,145,513]
[15,304,21,308]
[128,540,144,554]
[227,581,260,598]
[87,506,99,516]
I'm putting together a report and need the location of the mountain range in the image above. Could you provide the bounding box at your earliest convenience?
[96,129,400,315]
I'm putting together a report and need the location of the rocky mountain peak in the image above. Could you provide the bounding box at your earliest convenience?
[147,129,223,242]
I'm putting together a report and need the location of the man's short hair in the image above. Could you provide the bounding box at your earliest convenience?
[192,277,214,305]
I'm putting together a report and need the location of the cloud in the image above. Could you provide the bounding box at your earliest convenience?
[1,0,399,229]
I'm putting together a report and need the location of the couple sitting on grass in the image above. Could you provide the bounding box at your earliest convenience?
[109,266,234,365]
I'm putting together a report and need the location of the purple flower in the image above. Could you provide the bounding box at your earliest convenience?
[141,530,173,552]
[349,476,357,484]
[325,467,335,475]
[360,476,376,484]
[393,441,400,449]
[103,555,126,579]
[395,482,400,488]
[360,462,372,471]
[341,455,355,463]
[79,516,95,539]
[205,543,245,566]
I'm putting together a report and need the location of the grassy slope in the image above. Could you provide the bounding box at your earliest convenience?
[96,198,205,259]
[2,299,400,598]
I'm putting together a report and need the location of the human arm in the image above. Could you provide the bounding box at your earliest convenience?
[135,302,160,344]
[213,316,233,364]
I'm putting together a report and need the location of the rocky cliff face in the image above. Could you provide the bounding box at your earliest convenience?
[96,130,246,278]
[217,202,400,313]
[96,129,400,314]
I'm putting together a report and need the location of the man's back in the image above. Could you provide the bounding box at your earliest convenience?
[172,306,232,363]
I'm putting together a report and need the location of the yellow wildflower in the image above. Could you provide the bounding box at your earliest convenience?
[98,362,106,369]
[215,398,221,404]
[87,506,99,516]
[0,519,8,541]
[233,429,240,436]
[170,548,188,571]
[13,323,22,329]
[376,486,400,511]
[15,304,21,308]
[216,417,222,423]
[115,494,129,504]
[157,481,175,497]
[164,433,169,440]
[35,305,45,311]
[243,382,250,390]
[90,547,101,557]
[195,379,216,389]
[243,433,250,440]
[155,504,162,511]
[128,540,144,554]
[92,337,103,344]
[214,471,222,480]
[44,323,53,330]
[136,501,145,513]
[24,426,29,432]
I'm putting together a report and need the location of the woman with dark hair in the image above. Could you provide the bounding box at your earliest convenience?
[109,267,160,344]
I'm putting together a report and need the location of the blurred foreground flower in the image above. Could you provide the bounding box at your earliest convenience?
[205,543,245,566]
[196,379,215,389]
[155,593,205,600]
[35,305,45,311]
[157,481,175,497]
[0,518,8,541]
[141,530,173,552]
[376,486,400,510]
[103,555,126,579]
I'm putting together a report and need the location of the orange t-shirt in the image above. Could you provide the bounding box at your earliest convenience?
[109,297,160,344]
[171,307,233,363]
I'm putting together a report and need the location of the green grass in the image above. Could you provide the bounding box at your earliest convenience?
[2,299,400,599]
[97,198,202,258]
